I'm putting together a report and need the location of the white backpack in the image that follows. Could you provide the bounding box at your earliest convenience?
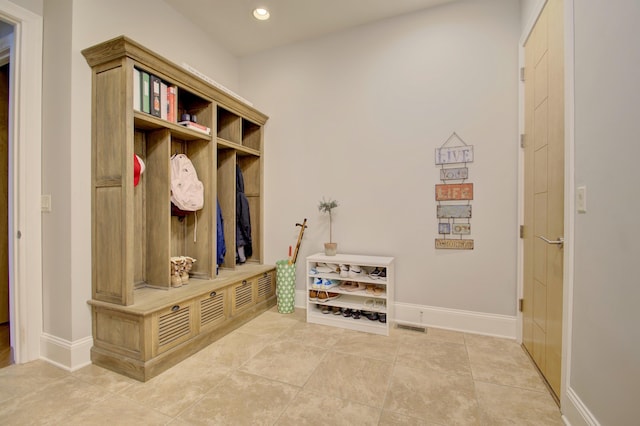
[170,154,204,212]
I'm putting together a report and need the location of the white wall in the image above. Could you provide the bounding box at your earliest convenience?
[40,0,240,361]
[41,0,73,341]
[570,1,640,424]
[241,0,521,317]
[8,0,40,15]
[520,0,544,29]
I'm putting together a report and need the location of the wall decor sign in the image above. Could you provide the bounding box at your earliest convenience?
[435,183,473,201]
[437,205,472,218]
[440,167,468,180]
[435,239,474,250]
[438,223,451,234]
[435,132,474,250]
[435,145,474,165]
[452,223,471,235]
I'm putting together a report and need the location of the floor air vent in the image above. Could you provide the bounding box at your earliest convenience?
[396,324,427,333]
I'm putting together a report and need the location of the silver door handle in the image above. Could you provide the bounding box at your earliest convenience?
[536,235,564,248]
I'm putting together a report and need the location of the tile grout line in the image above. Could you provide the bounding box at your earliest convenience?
[377,331,400,425]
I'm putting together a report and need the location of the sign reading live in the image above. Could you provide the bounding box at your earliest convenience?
[435,183,473,201]
[435,146,474,165]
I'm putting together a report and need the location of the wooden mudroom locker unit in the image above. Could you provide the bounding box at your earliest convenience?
[82,36,275,381]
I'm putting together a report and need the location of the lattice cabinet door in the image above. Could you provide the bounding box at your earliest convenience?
[197,289,227,331]
[152,300,196,356]
[231,278,256,316]
[256,271,275,303]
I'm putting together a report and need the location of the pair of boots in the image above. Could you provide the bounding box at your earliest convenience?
[170,256,196,288]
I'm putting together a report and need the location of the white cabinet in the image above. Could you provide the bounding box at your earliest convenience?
[306,253,394,336]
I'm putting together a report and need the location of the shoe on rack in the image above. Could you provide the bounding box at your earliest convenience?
[317,291,329,302]
[364,298,376,310]
[325,292,340,301]
[378,312,387,323]
[344,281,366,292]
[325,263,339,273]
[351,310,362,319]
[339,281,355,291]
[309,290,318,301]
[314,263,334,274]
[364,311,379,321]
[348,265,362,278]
[368,267,386,280]
[313,277,323,289]
[339,264,349,278]
[322,278,338,289]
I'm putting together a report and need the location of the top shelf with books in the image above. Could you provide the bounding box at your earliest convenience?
[134,66,213,136]
[82,36,268,127]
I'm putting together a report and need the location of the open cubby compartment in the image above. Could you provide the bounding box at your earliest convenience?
[140,128,172,289]
[242,118,262,151]
[217,148,237,270]
[169,137,216,281]
[238,155,262,263]
[178,89,212,130]
[217,106,241,144]
[133,130,148,289]
[132,128,215,290]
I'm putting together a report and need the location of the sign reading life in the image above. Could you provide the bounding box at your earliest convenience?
[435,183,473,201]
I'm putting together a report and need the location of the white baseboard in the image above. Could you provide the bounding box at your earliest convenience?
[295,290,516,339]
[561,386,600,426]
[394,302,517,338]
[295,289,308,309]
[40,333,93,372]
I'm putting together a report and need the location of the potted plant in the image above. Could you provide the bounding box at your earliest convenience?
[318,197,339,256]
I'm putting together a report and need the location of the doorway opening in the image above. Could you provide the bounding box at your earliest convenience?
[0,21,11,368]
[0,1,44,367]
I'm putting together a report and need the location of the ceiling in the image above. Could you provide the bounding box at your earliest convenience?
[164,0,458,57]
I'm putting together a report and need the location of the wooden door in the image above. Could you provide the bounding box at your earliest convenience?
[522,0,564,400]
[0,63,8,324]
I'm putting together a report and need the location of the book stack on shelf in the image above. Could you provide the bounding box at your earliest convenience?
[177,119,211,135]
[133,67,178,122]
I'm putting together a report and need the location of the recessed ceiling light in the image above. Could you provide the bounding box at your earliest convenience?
[253,7,270,21]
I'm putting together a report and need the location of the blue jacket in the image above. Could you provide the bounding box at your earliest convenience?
[216,200,226,265]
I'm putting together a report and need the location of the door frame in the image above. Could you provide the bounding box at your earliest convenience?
[0,1,43,364]
[517,0,575,413]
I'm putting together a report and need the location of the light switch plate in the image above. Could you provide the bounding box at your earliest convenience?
[577,186,586,213]
[41,194,51,212]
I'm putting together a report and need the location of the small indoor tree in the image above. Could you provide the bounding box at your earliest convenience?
[318,197,339,255]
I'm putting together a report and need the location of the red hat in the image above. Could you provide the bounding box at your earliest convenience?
[133,154,145,186]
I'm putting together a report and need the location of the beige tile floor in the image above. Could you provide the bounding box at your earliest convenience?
[0,307,563,425]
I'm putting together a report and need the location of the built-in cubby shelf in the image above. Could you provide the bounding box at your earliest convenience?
[83,35,273,381]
